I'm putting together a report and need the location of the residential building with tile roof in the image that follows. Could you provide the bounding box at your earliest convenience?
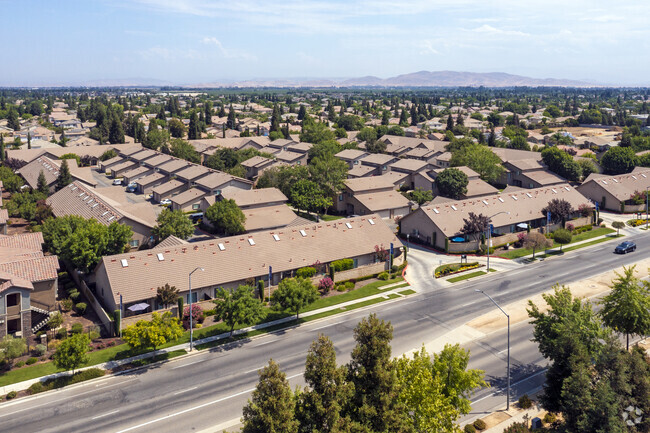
[577,168,650,212]
[94,215,403,312]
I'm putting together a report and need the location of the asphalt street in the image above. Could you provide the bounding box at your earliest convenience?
[0,229,646,433]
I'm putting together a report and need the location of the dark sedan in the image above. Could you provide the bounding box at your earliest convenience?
[614,241,636,254]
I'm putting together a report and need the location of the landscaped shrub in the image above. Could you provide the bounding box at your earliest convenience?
[48,312,63,329]
[572,224,592,234]
[60,298,73,311]
[331,258,354,272]
[543,412,557,424]
[203,308,216,317]
[58,271,69,279]
[336,284,346,292]
[463,424,476,433]
[47,340,62,351]
[435,262,480,278]
[6,391,17,400]
[34,344,47,356]
[29,368,105,395]
[68,289,80,301]
[296,267,316,278]
[318,276,334,294]
[345,281,355,290]
[27,382,45,395]
[88,330,100,341]
[26,357,37,365]
[71,323,83,335]
[502,422,530,433]
[56,328,67,340]
[566,223,574,231]
[183,304,204,329]
[518,394,533,409]
[377,271,389,280]
[15,361,25,368]
[473,419,487,430]
[75,302,87,315]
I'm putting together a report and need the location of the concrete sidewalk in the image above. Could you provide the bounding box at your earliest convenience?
[0,279,412,395]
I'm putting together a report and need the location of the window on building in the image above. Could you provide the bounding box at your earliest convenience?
[187,292,198,303]
[6,293,19,307]
[129,239,139,248]
[338,194,343,201]
[192,204,200,210]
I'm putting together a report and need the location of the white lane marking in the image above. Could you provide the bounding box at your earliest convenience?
[173,386,198,396]
[470,369,548,404]
[251,340,275,348]
[461,301,477,307]
[92,409,119,420]
[115,387,257,433]
[286,373,303,380]
[244,367,260,374]
[0,378,138,419]
[170,359,204,370]
[311,320,344,331]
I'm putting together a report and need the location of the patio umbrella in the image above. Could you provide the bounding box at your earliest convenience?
[127,302,150,312]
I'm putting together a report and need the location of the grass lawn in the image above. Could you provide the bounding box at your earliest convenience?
[399,289,416,295]
[537,235,623,258]
[434,262,479,275]
[448,271,487,283]
[320,214,345,221]
[499,227,615,259]
[0,278,403,387]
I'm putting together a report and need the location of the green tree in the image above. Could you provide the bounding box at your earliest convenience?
[553,228,572,251]
[611,220,624,235]
[152,208,195,242]
[271,277,319,320]
[308,140,341,162]
[55,159,72,191]
[450,143,504,184]
[435,168,468,199]
[53,333,90,373]
[408,188,433,206]
[345,314,411,432]
[356,127,377,145]
[144,125,170,151]
[0,166,23,192]
[309,155,348,198]
[297,335,352,433]
[188,110,200,140]
[527,285,609,412]
[37,170,49,194]
[256,165,310,198]
[213,285,264,337]
[541,147,582,181]
[0,335,26,366]
[122,312,183,351]
[156,283,180,308]
[600,146,638,175]
[205,198,246,235]
[301,121,336,144]
[0,134,5,161]
[242,359,298,433]
[446,114,454,131]
[108,115,125,144]
[169,138,200,163]
[542,198,574,225]
[599,266,650,349]
[168,118,186,138]
[290,179,332,215]
[99,149,118,161]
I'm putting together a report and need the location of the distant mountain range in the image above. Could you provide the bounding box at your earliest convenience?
[191,71,595,88]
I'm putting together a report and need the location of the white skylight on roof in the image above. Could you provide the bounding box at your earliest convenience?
[79,192,85,197]
[299,229,307,237]
[482,200,488,205]
[101,211,109,216]
[512,195,518,200]
[157,253,164,261]
[107,216,115,222]
[451,205,457,210]
[643,174,647,178]
[71,186,77,191]
[218,243,225,251]
[92,203,99,208]
[498,197,504,203]
[120,259,128,268]
[345,222,352,229]
[248,238,256,246]
[433,208,439,214]
[632,175,637,180]
[525,193,532,198]
[368,219,375,225]
[552,189,557,193]
[602,180,608,185]
[613,179,618,183]
[68,184,74,189]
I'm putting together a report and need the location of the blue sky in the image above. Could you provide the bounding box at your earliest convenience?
[2,0,649,86]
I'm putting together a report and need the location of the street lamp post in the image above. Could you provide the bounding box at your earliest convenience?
[188,267,204,351]
[646,187,648,230]
[486,211,510,272]
[475,289,510,411]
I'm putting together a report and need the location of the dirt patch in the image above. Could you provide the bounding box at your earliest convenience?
[482,411,511,429]
[6,217,32,236]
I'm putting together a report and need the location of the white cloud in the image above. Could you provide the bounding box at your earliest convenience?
[201,37,256,60]
[470,25,530,37]
[419,40,440,55]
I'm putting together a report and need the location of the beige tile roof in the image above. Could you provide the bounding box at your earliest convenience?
[0,255,59,283]
[412,184,591,237]
[491,147,543,163]
[156,235,189,248]
[129,149,158,162]
[347,165,376,178]
[287,142,312,153]
[136,172,166,187]
[241,155,274,168]
[110,160,138,174]
[242,204,298,231]
[345,176,396,193]
[354,191,411,212]
[142,154,174,167]
[466,179,499,197]
[520,170,566,186]
[121,165,152,180]
[0,232,44,251]
[389,158,430,173]
[194,172,239,191]
[335,149,368,160]
[507,158,545,171]
[360,153,398,166]
[174,165,211,182]
[0,232,58,285]
[98,214,401,305]
[152,179,185,195]
[156,158,191,174]
[578,169,650,201]
[100,155,125,167]
[171,188,207,206]
[275,150,304,163]
[220,187,287,207]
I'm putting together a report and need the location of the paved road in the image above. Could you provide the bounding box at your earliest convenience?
[0,230,646,433]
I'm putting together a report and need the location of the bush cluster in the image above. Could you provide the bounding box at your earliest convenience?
[377,272,389,281]
[296,267,316,278]
[473,419,487,430]
[435,262,480,278]
[572,224,592,234]
[627,218,648,227]
[464,424,476,433]
[27,368,105,395]
[518,394,533,409]
[331,259,354,272]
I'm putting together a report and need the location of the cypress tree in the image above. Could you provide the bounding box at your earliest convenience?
[0,134,5,161]
[27,132,31,149]
[297,105,306,121]
[109,115,125,144]
[227,105,236,130]
[381,110,390,126]
[399,109,408,126]
[188,111,199,140]
[446,114,454,131]
[410,105,418,126]
[56,159,72,190]
[270,104,281,132]
[37,170,49,194]
[242,359,298,433]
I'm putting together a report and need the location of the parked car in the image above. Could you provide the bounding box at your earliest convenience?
[126,185,137,193]
[159,199,172,206]
[614,241,636,254]
[190,212,203,224]
[112,178,123,186]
